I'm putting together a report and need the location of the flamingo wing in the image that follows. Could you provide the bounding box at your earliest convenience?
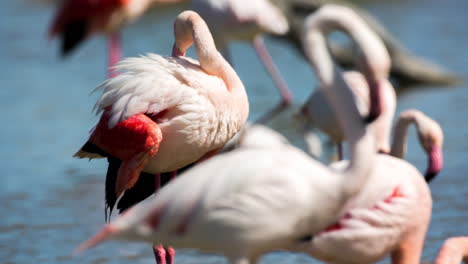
[75,112,163,220]
[95,54,220,128]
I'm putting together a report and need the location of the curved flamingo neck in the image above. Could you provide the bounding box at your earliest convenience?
[390,112,414,159]
[173,11,244,93]
[302,6,387,198]
[172,10,249,132]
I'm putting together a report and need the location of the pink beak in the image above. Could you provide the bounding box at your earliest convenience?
[74,224,118,255]
[172,44,185,57]
[425,145,443,183]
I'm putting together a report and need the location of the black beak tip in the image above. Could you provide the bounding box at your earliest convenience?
[363,113,379,124]
[424,172,437,183]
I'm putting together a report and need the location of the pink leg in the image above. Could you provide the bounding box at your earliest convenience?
[253,36,293,106]
[107,32,122,78]
[165,246,175,264]
[153,244,166,264]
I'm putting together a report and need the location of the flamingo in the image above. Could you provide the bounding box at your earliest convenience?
[48,0,188,76]
[287,5,432,264]
[300,70,396,159]
[299,83,444,182]
[435,237,468,264]
[270,0,461,87]
[192,0,293,121]
[73,10,249,264]
[73,3,389,263]
[390,109,444,182]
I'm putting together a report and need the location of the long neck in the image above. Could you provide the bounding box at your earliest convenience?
[303,8,379,198]
[175,11,249,129]
[374,79,396,153]
[390,114,413,158]
[188,15,244,94]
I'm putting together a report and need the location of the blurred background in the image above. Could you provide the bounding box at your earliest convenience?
[1,0,468,263]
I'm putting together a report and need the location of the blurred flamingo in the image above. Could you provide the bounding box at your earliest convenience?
[300,71,396,159]
[288,5,431,264]
[73,10,249,264]
[435,237,468,264]
[48,0,188,76]
[192,0,293,121]
[73,3,388,263]
[299,81,443,182]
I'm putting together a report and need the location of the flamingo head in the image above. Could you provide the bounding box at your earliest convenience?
[415,116,444,183]
[172,11,201,57]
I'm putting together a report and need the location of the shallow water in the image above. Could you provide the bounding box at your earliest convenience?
[1,0,467,263]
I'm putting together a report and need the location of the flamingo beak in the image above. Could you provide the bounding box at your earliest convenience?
[74,224,118,255]
[364,80,382,124]
[425,145,443,183]
[172,44,185,57]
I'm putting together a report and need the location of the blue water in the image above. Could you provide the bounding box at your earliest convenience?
[1,0,467,263]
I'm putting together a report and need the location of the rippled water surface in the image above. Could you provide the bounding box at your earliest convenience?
[1,0,468,263]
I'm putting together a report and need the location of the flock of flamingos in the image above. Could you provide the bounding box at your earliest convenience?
[47,0,466,264]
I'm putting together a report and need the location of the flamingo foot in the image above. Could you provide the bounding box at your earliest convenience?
[153,245,166,264]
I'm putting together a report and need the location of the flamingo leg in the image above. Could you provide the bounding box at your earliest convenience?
[108,32,122,77]
[151,173,176,264]
[153,244,166,264]
[252,36,293,106]
[165,246,175,264]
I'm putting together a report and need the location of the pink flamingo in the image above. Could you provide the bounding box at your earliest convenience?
[435,237,468,264]
[73,4,387,263]
[192,0,293,120]
[48,0,187,76]
[300,71,396,159]
[288,5,432,264]
[74,10,249,264]
[300,79,444,182]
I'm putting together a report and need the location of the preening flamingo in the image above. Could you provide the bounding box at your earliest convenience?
[48,0,187,76]
[74,4,386,263]
[288,5,432,264]
[192,0,293,120]
[73,10,249,264]
[435,237,468,264]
